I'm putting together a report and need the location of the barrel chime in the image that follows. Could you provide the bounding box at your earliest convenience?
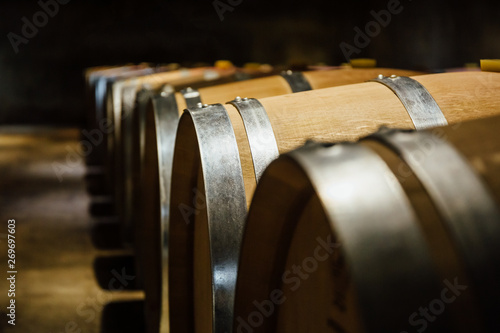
[85,60,500,333]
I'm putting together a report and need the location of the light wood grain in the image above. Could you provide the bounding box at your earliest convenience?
[169,71,500,333]
[228,71,500,204]
[236,115,500,333]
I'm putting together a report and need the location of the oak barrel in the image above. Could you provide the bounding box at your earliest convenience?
[168,71,500,333]
[234,115,500,333]
[137,67,424,333]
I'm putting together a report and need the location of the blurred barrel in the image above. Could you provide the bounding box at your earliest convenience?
[137,67,424,333]
[84,65,155,168]
[235,115,500,333]
[167,71,500,333]
[83,65,158,201]
[171,67,424,110]
[116,66,281,242]
[131,66,424,236]
[106,66,238,196]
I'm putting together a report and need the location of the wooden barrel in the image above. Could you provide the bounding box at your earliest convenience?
[108,64,276,200]
[126,67,423,206]
[107,67,237,191]
[110,64,276,186]
[166,71,500,333]
[235,115,500,333]
[136,67,424,333]
[84,65,145,195]
[171,67,424,110]
[84,65,154,169]
[129,66,424,235]
[85,66,244,221]
[114,66,279,242]
[130,67,423,220]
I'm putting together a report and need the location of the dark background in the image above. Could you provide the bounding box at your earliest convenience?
[1,0,499,125]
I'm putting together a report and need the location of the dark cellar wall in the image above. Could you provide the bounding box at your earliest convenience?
[0,0,499,125]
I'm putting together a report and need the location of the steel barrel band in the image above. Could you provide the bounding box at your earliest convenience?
[171,71,500,333]
[149,86,180,333]
[169,103,247,333]
[369,127,500,332]
[227,97,279,182]
[139,67,430,333]
[235,117,500,332]
[180,87,202,109]
[226,73,451,193]
[370,75,448,130]
[287,141,445,332]
[280,70,313,93]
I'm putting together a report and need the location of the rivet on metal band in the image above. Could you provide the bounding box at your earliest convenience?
[180,87,202,109]
[370,75,448,130]
[152,85,181,333]
[369,128,500,331]
[184,103,247,333]
[227,97,279,182]
[289,142,441,332]
[280,70,313,93]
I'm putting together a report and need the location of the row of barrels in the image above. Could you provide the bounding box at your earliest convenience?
[85,61,500,333]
